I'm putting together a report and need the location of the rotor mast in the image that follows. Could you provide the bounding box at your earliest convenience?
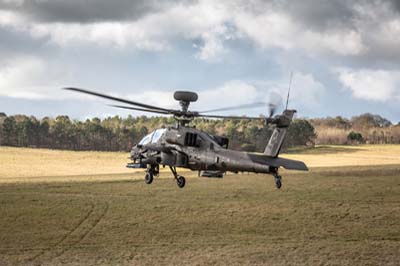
[173,91,198,126]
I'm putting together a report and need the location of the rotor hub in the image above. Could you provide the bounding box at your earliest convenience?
[173,91,198,103]
[174,91,198,113]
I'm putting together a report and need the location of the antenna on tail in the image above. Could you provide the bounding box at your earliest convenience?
[285,72,293,110]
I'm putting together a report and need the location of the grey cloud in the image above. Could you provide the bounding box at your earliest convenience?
[390,0,400,12]
[235,0,357,32]
[1,0,400,68]
[0,27,50,62]
[0,0,193,23]
[277,0,400,67]
[276,0,398,32]
[281,0,356,31]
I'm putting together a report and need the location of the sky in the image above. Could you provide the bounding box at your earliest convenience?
[0,0,400,122]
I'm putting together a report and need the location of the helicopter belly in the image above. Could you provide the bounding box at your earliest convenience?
[212,150,272,174]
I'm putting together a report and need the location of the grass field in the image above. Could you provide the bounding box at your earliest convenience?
[0,145,399,265]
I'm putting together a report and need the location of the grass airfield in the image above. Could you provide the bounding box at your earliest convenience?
[0,146,399,265]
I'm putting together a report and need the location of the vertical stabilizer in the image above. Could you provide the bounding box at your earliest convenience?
[264,110,296,157]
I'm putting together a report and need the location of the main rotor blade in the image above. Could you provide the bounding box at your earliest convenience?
[64,87,176,113]
[199,114,266,120]
[109,105,171,115]
[200,102,266,114]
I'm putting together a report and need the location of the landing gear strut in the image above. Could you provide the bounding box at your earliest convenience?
[144,165,159,185]
[169,166,186,188]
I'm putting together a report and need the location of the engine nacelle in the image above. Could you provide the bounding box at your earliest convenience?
[212,135,229,149]
[165,130,199,147]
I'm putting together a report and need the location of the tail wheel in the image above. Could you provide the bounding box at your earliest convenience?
[176,176,186,188]
[145,172,153,184]
[274,175,282,189]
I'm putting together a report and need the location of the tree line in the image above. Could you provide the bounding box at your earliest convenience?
[0,112,315,152]
[311,113,400,145]
[1,112,398,152]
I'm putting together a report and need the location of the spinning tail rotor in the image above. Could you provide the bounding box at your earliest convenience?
[285,72,293,110]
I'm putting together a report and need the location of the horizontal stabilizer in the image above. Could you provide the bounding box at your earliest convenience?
[249,154,308,171]
[269,157,308,171]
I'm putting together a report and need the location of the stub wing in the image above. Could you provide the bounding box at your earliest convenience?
[248,154,308,171]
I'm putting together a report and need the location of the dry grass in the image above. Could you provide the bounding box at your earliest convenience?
[1,145,400,183]
[282,144,400,168]
[0,146,132,178]
[0,147,189,183]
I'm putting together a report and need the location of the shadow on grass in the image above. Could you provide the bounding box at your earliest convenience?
[284,145,364,155]
[283,164,400,179]
[309,164,400,178]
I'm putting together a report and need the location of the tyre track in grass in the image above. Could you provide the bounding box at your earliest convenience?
[24,198,109,265]
[52,201,109,261]
[24,200,95,263]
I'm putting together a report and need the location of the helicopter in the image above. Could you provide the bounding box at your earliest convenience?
[64,87,308,189]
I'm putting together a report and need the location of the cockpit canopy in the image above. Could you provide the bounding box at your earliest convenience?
[138,128,167,145]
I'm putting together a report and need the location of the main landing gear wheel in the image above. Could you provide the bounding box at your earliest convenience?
[145,172,153,184]
[274,175,282,189]
[176,176,186,188]
[169,166,186,188]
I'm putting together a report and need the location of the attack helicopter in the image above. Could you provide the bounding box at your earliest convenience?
[64,88,308,189]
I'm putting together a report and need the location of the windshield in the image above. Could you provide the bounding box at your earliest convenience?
[138,129,166,145]
[152,129,166,143]
[139,132,154,145]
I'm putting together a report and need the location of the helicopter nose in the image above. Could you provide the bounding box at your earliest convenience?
[130,147,138,156]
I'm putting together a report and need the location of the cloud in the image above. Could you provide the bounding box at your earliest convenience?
[0,56,257,110]
[234,9,365,56]
[0,0,169,23]
[127,91,177,110]
[2,0,398,61]
[0,56,105,101]
[129,80,261,113]
[0,51,326,117]
[337,68,400,102]
[100,81,270,115]
[0,51,324,115]
[256,72,325,114]
[194,24,236,61]
[283,0,355,32]
[0,1,231,56]
[195,73,325,114]
[290,72,325,108]
[0,56,68,99]
[0,9,168,51]
[198,80,259,109]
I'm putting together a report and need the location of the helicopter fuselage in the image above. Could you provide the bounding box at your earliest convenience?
[129,125,304,176]
[65,88,308,188]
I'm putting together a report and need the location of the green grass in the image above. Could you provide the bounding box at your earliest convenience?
[0,165,399,265]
